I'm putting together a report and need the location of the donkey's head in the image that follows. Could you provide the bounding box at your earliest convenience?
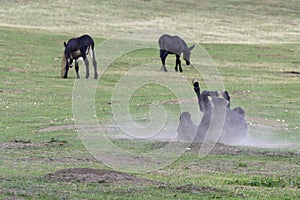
[62,42,73,78]
[183,45,195,65]
[63,41,71,64]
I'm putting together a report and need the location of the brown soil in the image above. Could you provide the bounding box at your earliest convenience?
[44,168,157,185]
[44,168,223,195]
[36,124,118,133]
[8,67,26,73]
[0,141,66,149]
[36,125,75,132]
[0,141,44,149]
[190,143,299,157]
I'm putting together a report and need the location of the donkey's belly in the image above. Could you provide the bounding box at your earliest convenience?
[71,50,81,59]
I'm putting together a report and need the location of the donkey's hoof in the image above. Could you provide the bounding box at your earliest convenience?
[94,75,98,79]
[161,65,167,72]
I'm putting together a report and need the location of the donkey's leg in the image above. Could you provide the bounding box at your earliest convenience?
[160,50,168,72]
[175,55,178,72]
[90,49,98,79]
[200,91,212,113]
[83,58,90,79]
[81,49,90,79]
[193,80,211,113]
[193,80,202,110]
[63,63,69,78]
[223,91,230,108]
[75,59,80,79]
[160,49,165,71]
[175,54,181,72]
[69,59,74,68]
[178,58,182,73]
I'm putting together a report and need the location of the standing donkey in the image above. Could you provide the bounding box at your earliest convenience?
[158,34,195,72]
[61,34,98,79]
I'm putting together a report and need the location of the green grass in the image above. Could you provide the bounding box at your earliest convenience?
[1,0,300,199]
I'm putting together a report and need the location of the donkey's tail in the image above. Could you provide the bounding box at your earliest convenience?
[86,40,94,55]
[89,42,97,66]
[61,51,67,78]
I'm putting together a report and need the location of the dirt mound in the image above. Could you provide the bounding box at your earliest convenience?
[45,168,225,196]
[45,168,157,185]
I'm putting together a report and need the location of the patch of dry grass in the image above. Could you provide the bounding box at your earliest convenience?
[0,0,299,43]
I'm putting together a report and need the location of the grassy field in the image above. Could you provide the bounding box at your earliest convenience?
[1,0,300,199]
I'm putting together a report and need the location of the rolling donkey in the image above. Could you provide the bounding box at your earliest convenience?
[177,80,247,144]
[158,34,195,72]
[61,34,98,79]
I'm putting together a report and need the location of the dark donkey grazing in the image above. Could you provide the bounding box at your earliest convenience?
[61,34,98,79]
[158,34,195,72]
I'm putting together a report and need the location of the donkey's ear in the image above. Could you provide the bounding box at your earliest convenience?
[63,42,67,47]
[189,45,195,51]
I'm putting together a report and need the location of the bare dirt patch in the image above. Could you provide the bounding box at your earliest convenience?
[0,140,66,149]
[44,168,157,185]
[0,141,44,149]
[189,143,300,157]
[36,125,75,133]
[7,67,26,73]
[36,124,119,133]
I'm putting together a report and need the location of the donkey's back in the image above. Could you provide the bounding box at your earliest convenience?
[158,34,188,55]
[66,35,94,54]
[77,35,94,50]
